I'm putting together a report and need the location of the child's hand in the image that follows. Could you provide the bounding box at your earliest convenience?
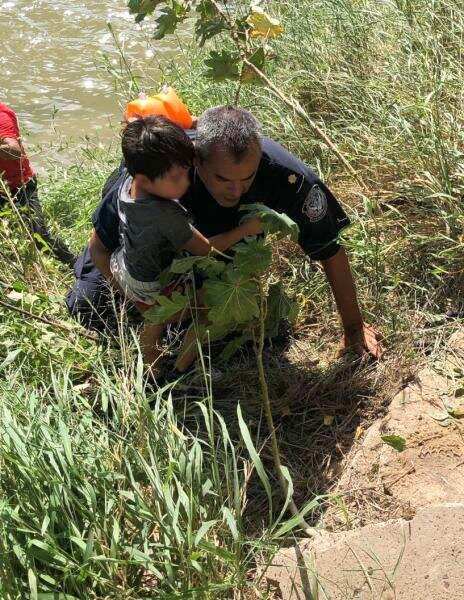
[242,216,263,236]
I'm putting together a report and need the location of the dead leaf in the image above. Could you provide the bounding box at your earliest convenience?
[6,290,39,305]
[429,409,451,427]
[355,425,364,440]
[247,7,283,38]
[323,415,334,426]
[449,405,464,419]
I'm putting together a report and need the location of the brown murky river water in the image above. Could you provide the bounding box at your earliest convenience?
[0,0,183,169]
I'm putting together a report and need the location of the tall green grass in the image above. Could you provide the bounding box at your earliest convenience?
[0,348,315,598]
[1,0,464,596]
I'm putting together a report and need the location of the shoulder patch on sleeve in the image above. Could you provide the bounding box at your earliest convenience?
[302,184,327,222]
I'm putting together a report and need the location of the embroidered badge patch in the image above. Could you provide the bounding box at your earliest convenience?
[302,185,327,222]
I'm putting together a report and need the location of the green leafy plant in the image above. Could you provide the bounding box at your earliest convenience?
[127,0,282,85]
[144,203,297,353]
[381,435,406,452]
[145,205,316,534]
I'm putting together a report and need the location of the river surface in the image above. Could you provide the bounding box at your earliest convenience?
[0,0,183,169]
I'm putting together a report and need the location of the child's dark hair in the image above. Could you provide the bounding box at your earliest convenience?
[121,115,194,180]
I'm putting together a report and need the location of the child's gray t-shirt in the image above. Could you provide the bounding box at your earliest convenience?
[118,175,194,282]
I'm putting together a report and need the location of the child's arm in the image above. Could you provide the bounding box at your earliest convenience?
[181,217,263,256]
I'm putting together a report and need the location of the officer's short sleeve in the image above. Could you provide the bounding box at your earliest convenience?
[91,178,121,252]
[275,176,350,261]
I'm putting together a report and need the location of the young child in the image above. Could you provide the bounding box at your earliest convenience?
[111,116,262,374]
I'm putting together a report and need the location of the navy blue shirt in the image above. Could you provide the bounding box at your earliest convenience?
[92,136,349,261]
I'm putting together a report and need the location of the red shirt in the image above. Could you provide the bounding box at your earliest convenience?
[0,102,34,190]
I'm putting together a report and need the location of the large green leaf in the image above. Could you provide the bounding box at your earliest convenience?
[204,50,240,81]
[218,331,252,361]
[153,4,184,39]
[240,47,266,83]
[127,0,163,18]
[169,255,226,276]
[204,270,259,325]
[144,291,189,324]
[241,204,299,241]
[195,1,226,46]
[233,239,272,277]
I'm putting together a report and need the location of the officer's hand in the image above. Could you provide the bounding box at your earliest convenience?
[339,323,384,360]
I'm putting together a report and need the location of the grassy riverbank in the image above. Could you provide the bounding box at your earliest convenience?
[1,0,463,597]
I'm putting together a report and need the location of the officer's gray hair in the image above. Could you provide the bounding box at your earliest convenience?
[196,106,261,162]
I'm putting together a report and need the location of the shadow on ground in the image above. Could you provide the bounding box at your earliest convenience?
[161,327,402,533]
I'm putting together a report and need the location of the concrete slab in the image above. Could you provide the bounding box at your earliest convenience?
[265,503,464,599]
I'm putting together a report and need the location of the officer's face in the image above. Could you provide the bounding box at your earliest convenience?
[196,144,262,207]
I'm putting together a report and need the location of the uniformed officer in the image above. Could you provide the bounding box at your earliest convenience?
[66,106,382,358]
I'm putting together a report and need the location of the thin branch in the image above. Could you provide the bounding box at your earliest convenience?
[243,58,368,191]
[0,297,98,341]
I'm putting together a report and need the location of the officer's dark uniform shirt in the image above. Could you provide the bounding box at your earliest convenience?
[91,136,349,262]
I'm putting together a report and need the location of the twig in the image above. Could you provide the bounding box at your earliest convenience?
[209,0,367,191]
[243,58,368,192]
[0,298,97,341]
[234,80,243,107]
[0,248,25,278]
[383,464,415,489]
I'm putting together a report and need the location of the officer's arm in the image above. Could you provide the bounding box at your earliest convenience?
[0,136,22,160]
[321,247,383,359]
[89,230,114,282]
[320,247,363,332]
[275,175,383,359]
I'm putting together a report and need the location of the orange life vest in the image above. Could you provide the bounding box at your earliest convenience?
[124,87,193,129]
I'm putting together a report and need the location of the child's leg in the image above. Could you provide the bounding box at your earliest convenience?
[138,281,205,374]
[136,295,187,372]
[139,322,165,370]
[174,322,200,372]
[136,301,166,370]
